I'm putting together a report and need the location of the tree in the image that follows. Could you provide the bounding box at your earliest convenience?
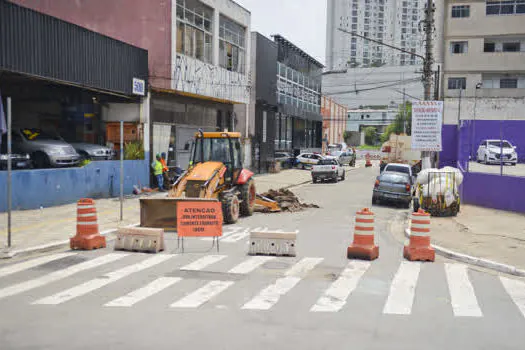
[364,126,377,145]
[379,102,413,143]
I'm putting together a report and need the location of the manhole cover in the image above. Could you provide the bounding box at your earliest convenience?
[36,255,90,271]
[262,260,292,270]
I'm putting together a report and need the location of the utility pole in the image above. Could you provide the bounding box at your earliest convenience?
[421,0,436,169]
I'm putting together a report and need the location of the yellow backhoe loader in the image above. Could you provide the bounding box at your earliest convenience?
[140,130,280,229]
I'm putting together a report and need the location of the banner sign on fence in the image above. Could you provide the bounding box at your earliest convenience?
[176,201,223,237]
[411,101,443,151]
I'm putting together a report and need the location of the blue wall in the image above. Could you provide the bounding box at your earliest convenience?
[0,160,149,211]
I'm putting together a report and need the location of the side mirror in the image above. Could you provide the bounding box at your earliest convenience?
[513,146,517,150]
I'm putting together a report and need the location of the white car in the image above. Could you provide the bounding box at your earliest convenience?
[326,150,356,166]
[311,158,345,183]
[296,153,324,169]
[476,139,518,166]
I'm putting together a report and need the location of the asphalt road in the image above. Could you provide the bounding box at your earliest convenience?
[1,166,524,350]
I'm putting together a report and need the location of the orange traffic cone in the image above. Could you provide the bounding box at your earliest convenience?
[404,209,435,262]
[365,153,372,167]
[70,198,106,250]
[347,208,379,260]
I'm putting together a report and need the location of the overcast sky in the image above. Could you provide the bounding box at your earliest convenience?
[235,0,327,65]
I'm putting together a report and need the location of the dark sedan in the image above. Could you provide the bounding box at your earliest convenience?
[372,171,412,208]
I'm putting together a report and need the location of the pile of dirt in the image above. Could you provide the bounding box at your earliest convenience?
[258,188,319,212]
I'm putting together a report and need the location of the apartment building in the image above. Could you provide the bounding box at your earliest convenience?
[441,0,525,122]
[439,0,525,166]
[325,0,426,70]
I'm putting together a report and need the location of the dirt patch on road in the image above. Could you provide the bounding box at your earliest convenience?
[257,188,319,213]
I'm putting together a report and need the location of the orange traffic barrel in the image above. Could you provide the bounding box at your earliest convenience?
[347,208,379,260]
[70,198,106,250]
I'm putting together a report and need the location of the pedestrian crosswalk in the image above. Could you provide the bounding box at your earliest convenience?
[1,251,524,320]
[199,226,290,243]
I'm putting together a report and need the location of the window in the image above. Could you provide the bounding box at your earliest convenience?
[219,15,246,73]
[484,42,496,52]
[503,42,520,51]
[176,0,213,63]
[487,1,525,15]
[451,5,470,18]
[450,41,468,54]
[500,78,518,88]
[448,77,466,90]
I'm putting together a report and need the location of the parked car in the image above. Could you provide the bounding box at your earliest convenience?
[381,162,413,178]
[476,139,518,166]
[11,128,80,168]
[0,134,32,170]
[69,142,115,161]
[296,153,324,169]
[326,150,356,167]
[274,151,295,168]
[311,158,345,183]
[373,171,413,208]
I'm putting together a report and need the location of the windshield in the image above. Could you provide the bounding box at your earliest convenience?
[20,128,61,141]
[380,172,410,184]
[488,141,512,148]
[331,151,343,157]
[193,137,241,168]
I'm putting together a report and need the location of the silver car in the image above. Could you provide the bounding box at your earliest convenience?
[69,142,115,161]
[12,128,80,168]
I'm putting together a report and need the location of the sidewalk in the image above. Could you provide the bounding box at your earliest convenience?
[0,169,313,255]
[426,204,525,271]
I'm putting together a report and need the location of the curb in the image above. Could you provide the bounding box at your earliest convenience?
[1,223,139,260]
[404,228,525,277]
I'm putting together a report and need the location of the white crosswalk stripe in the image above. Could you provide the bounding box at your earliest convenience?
[33,254,173,305]
[3,252,525,319]
[0,253,127,300]
[171,281,234,308]
[445,264,482,317]
[180,255,226,271]
[105,277,182,307]
[200,226,245,241]
[0,253,77,279]
[500,276,525,319]
[311,260,371,312]
[383,261,421,315]
[228,256,275,275]
[242,257,323,310]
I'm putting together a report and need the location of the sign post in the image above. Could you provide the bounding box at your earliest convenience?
[176,201,223,252]
[411,101,444,153]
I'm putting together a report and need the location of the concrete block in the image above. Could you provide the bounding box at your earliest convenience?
[114,227,165,253]
[248,231,297,257]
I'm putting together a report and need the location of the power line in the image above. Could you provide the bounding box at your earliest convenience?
[325,78,422,96]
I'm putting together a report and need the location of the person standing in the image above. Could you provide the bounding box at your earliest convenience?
[160,152,170,190]
[151,153,164,191]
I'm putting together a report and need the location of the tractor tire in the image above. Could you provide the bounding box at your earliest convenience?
[240,179,256,217]
[222,194,240,224]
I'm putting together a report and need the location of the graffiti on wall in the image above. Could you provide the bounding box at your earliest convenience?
[172,54,250,104]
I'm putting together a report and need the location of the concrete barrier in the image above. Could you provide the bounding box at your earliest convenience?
[248,231,297,257]
[114,227,165,253]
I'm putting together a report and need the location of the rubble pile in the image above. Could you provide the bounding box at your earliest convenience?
[258,188,319,212]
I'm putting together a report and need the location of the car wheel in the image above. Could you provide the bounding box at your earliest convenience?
[405,201,411,209]
[301,163,305,170]
[484,155,488,164]
[333,176,338,183]
[33,152,50,169]
[372,197,378,205]
[312,177,317,184]
[512,163,517,166]
[341,171,345,181]
[239,179,256,217]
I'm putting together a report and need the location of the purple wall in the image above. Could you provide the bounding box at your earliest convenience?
[440,120,525,213]
[466,120,525,163]
[439,124,458,168]
[462,172,525,213]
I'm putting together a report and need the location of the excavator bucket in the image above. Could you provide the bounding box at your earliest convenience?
[255,194,281,213]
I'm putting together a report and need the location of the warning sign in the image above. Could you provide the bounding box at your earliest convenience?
[176,201,223,237]
[411,101,443,151]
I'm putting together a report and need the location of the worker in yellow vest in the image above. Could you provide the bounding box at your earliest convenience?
[151,153,164,191]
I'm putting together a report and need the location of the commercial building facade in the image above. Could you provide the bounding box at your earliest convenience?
[0,0,149,210]
[347,108,398,133]
[12,0,251,170]
[321,96,347,149]
[247,33,323,173]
